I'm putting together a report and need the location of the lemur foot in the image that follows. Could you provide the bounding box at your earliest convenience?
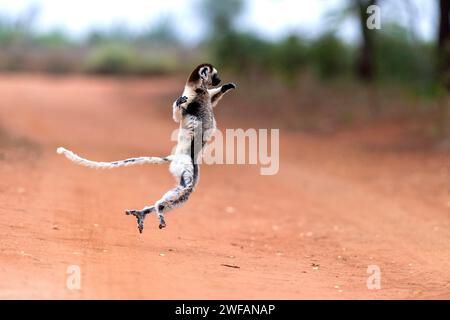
[125,209,146,233]
[125,206,154,233]
[158,215,166,229]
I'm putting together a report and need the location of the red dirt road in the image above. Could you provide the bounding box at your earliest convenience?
[0,75,449,299]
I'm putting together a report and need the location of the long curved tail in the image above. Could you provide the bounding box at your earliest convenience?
[56,147,173,169]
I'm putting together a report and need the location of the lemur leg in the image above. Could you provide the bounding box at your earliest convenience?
[209,83,236,108]
[154,156,197,229]
[125,155,197,232]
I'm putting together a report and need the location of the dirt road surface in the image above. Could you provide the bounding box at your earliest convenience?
[0,75,449,299]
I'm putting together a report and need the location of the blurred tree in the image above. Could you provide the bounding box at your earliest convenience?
[86,43,136,74]
[324,0,377,81]
[200,0,244,38]
[138,16,179,45]
[0,4,39,44]
[355,0,376,82]
[437,0,449,136]
[438,0,450,91]
[309,33,352,79]
[212,31,270,74]
[0,15,17,43]
[354,0,379,115]
[375,24,436,92]
[271,35,308,86]
[34,29,72,46]
[86,23,134,45]
[200,0,264,75]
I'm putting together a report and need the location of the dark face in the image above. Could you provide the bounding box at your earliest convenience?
[212,73,221,86]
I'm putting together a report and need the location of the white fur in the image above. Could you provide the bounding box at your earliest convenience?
[56,147,172,169]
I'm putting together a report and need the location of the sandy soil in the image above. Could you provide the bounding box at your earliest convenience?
[0,75,449,299]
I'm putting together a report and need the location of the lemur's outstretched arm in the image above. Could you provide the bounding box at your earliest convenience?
[209,83,236,108]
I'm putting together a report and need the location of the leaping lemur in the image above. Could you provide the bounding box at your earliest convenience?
[57,63,236,233]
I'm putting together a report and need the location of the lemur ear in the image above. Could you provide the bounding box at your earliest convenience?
[199,66,209,80]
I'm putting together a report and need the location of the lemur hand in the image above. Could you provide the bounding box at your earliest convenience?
[176,95,188,107]
[221,83,237,92]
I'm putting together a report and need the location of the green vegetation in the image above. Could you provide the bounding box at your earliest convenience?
[374,24,437,95]
[0,10,184,75]
[85,43,179,75]
[309,33,353,80]
[0,0,444,99]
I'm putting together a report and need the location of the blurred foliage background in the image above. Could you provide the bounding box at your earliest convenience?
[0,0,448,139]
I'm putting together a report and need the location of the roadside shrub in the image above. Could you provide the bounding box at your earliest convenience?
[374,24,438,95]
[211,32,271,75]
[309,33,353,79]
[270,34,308,85]
[85,43,137,74]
